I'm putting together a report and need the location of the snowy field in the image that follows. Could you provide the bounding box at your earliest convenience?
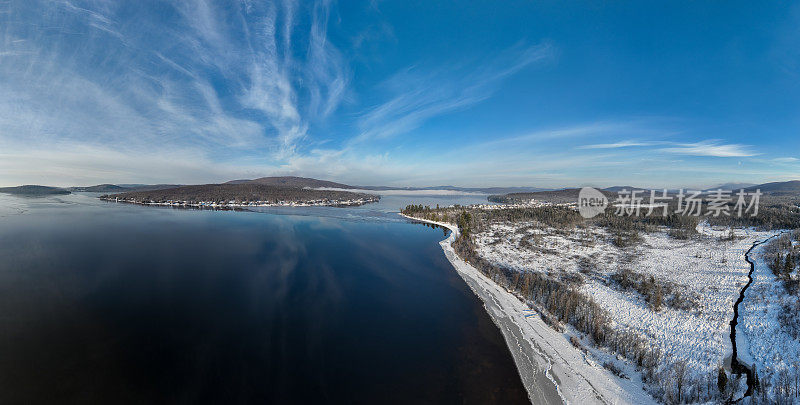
[472,220,777,394]
[739,236,800,401]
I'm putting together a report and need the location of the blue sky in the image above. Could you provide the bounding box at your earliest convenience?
[1,0,798,188]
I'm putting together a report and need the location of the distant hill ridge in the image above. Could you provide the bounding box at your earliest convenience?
[357,185,549,194]
[746,180,800,195]
[69,184,181,193]
[3,179,798,200]
[226,176,355,189]
[489,188,615,204]
[603,186,648,193]
[489,180,800,203]
[713,182,756,191]
[70,184,127,192]
[0,185,71,196]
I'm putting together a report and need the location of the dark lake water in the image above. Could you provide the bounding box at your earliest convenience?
[0,193,527,404]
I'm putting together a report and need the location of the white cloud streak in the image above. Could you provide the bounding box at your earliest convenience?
[0,0,351,185]
[772,157,798,163]
[658,140,757,157]
[578,140,662,149]
[352,43,554,143]
[0,1,785,188]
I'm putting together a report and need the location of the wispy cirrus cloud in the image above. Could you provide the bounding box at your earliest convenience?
[237,0,350,159]
[0,1,792,188]
[578,140,663,149]
[772,157,798,163]
[306,0,349,120]
[352,43,554,143]
[576,137,759,158]
[0,0,349,183]
[658,140,758,157]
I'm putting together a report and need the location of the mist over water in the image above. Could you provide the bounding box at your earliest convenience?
[0,193,526,403]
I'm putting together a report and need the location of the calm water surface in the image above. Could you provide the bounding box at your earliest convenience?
[0,193,527,404]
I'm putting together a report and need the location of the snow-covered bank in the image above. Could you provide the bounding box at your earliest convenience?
[402,214,655,404]
[739,232,800,401]
[473,221,778,384]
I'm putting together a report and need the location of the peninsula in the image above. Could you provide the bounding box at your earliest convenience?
[100,177,380,208]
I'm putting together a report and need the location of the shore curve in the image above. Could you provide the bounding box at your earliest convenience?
[402,213,655,405]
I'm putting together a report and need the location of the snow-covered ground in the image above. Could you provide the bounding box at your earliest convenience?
[739,235,800,400]
[402,214,657,404]
[471,219,777,398]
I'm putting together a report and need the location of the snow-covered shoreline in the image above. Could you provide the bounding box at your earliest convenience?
[101,196,379,208]
[739,231,800,401]
[401,213,655,404]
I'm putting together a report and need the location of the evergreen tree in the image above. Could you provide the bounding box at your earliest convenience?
[717,367,728,396]
[753,367,761,394]
[772,253,784,275]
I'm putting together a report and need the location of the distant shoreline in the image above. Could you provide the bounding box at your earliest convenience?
[97,180,381,209]
[100,195,380,209]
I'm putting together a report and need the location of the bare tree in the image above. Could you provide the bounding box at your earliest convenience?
[673,360,688,403]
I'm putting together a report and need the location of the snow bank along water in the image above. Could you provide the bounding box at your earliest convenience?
[729,233,785,400]
[401,214,656,405]
[738,231,800,403]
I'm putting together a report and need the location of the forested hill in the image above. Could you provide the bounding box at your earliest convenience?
[101,183,379,206]
[488,188,617,204]
[70,184,127,192]
[746,180,800,195]
[225,176,356,189]
[490,180,800,204]
[0,185,71,196]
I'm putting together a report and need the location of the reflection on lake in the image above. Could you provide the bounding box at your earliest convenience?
[0,193,526,403]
